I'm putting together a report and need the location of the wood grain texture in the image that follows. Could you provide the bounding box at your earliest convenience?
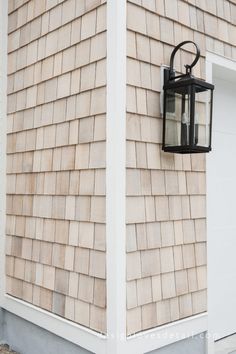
[6,0,107,334]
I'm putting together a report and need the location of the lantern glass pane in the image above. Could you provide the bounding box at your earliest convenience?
[194,87,212,148]
[164,86,191,147]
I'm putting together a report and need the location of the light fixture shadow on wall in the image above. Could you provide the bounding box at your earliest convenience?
[162,41,214,154]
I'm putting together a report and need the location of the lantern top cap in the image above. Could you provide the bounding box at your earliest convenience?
[163,74,214,91]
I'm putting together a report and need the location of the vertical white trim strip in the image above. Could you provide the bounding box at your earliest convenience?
[0,0,8,303]
[106,0,127,352]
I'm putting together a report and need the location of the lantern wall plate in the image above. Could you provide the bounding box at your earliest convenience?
[162,41,214,154]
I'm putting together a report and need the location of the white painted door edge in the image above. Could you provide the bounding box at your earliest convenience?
[206,51,236,354]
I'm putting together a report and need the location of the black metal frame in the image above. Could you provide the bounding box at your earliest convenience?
[162,41,214,154]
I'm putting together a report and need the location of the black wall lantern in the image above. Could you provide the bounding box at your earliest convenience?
[162,41,214,154]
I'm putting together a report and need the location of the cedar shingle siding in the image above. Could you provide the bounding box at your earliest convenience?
[6,0,107,334]
[125,0,236,335]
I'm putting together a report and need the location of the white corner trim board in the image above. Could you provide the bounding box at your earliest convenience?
[106,0,127,352]
[0,0,8,306]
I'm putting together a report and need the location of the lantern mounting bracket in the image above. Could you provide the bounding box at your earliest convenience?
[167,41,201,81]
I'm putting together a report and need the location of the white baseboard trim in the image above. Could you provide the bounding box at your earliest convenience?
[124,313,208,354]
[1,296,208,354]
[2,295,106,354]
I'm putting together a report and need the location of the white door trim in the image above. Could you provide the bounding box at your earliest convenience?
[206,52,236,77]
[206,51,236,354]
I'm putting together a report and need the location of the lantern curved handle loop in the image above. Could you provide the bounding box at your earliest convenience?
[169,41,200,79]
